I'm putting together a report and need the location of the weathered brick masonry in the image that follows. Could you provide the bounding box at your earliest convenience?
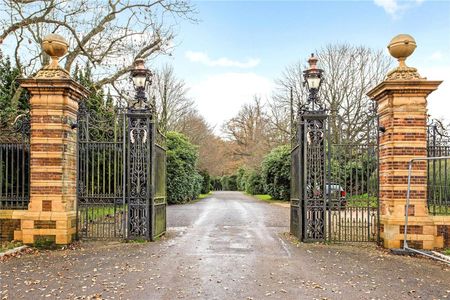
[367,76,447,249]
[1,34,89,245]
[12,77,88,245]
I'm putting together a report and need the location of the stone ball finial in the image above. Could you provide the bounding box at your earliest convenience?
[387,34,417,68]
[42,34,68,69]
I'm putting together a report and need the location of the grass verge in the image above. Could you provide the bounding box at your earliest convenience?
[0,241,23,253]
[189,191,213,204]
[249,194,287,205]
[197,192,213,200]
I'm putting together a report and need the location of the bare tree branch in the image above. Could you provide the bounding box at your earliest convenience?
[0,0,196,91]
[271,43,391,144]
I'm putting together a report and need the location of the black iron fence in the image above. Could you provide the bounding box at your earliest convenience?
[0,114,30,210]
[76,101,167,240]
[427,120,450,215]
[76,103,127,239]
[290,106,379,243]
[327,142,379,242]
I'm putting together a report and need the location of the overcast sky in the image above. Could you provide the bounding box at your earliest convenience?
[155,0,450,130]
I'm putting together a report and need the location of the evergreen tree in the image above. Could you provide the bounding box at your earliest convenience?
[73,63,115,114]
[0,55,29,125]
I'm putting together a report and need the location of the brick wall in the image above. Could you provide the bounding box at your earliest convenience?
[367,80,443,249]
[0,219,21,241]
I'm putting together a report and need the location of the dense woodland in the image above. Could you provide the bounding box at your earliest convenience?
[0,0,391,203]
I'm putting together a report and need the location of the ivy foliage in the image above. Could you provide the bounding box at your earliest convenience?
[166,131,202,204]
[261,145,291,200]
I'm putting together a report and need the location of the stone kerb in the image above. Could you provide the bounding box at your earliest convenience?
[367,34,444,249]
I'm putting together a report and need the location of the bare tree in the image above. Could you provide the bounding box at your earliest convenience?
[176,111,229,176]
[222,96,274,169]
[177,111,213,146]
[267,89,294,146]
[270,43,391,144]
[151,64,195,133]
[0,0,196,90]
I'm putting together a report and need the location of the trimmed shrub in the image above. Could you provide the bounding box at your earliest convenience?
[221,174,238,191]
[199,169,211,194]
[236,167,248,191]
[221,175,230,190]
[261,145,291,200]
[245,170,265,195]
[191,172,203,199]
[228,174,238,191]
[166,131,201,204]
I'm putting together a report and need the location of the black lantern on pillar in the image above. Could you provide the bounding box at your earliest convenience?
[130,58,152,110]
[303,53,324,112]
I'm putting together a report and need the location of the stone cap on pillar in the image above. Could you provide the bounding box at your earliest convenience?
[18,34,89,99]
[367,34,442,101]
[367,80,443,101]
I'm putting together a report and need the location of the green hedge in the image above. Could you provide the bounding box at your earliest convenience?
[221,174,238,191]
[236,167,248,191]
[261,145,291,201]
[199,169,211,194]
[245,170,265,195]
[166,131,202,204]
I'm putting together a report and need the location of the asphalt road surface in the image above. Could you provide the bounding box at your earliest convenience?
[1,191,449,299]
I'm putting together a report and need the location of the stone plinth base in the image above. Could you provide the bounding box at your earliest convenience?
[0,210,76,245]
[380,215,450,249]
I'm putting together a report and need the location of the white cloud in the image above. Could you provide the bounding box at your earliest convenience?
[374,0,400,15]
[430,51,444,61]
[374,0,424,18]
[188,72,273,132]
[186,51,260,68]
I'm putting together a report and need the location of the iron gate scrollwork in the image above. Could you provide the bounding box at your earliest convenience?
[291,109,328,241]
[76,100,167,241]
[127,110,151,238]
[303,113,328,241]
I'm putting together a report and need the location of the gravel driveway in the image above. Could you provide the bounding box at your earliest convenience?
[1,191,449,299]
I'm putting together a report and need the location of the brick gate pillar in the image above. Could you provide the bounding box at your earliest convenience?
[367,34,442,249]
[17,34,88,245]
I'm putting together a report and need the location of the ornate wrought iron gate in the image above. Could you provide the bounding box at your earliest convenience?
[291,109,379,243]
[290,54,379,243]
[326,124,379,243]
[76,102,166,240]
[290,112,328,242]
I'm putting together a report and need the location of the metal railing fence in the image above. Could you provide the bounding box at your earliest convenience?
[404,157,450,264]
